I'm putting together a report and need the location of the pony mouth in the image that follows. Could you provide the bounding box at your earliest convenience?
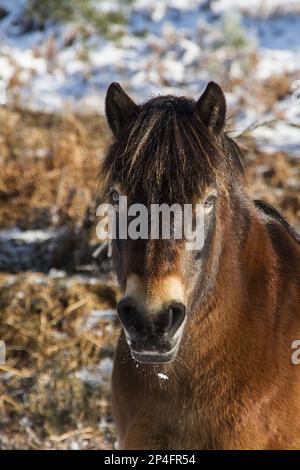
[130,342,179,364]
[126,319,186,364]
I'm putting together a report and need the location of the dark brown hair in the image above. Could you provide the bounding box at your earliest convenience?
[101,87,243,205]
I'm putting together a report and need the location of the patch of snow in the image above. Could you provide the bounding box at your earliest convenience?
[98,416,110,431]
[252,121,300,156]
[0,228,54,243]
[213,0,300,17]
[75,357,113,386]
[157,372,169,381]
[255,49,300,80]
[70,441,80,450]
[49,268,67,279]
[82,309,117,330]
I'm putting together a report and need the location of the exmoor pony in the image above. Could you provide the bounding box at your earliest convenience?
[100,81,300,449]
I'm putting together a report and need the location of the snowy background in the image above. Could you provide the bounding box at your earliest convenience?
[1,0,300,153]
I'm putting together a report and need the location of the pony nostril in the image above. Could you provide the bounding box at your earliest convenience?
[156,309,173,334]
[157,302,186,336]
[117,298,138,331]
[117,299,131,318]
[170,303,186,327]
[169,303,186,335]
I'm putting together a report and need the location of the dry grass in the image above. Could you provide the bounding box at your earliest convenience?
[0,107,108,231]
[0,271,120,449]
[244,147,300,227]
[0,107,122,448]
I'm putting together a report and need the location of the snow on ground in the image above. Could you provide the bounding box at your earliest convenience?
[0,1,299,149]
[251,121,300,156]
[82,309,117,330]
[212,0,300,16]
[0,227,54,242]
[75,357,113,387]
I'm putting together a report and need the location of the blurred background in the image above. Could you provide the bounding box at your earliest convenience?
[0,0,300,450]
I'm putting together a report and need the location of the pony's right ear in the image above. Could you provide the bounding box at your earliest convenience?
[105,82,139,135]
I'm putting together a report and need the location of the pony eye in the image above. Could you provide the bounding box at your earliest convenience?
[110,188,120,208]
[204,194,216,213]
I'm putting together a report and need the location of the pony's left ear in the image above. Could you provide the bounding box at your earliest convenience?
[194,81,226,135]
[105,82,139,135]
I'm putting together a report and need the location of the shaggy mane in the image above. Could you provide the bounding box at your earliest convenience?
[101,95,243,204]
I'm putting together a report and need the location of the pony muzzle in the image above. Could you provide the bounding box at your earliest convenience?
[117,298,186,364]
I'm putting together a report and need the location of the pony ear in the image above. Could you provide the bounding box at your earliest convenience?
[194,81,226,135]
[105,82,139,135]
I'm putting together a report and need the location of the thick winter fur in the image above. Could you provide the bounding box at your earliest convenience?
[101,82,300,449]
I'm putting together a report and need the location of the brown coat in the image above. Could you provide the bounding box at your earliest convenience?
[112,202,300,449]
